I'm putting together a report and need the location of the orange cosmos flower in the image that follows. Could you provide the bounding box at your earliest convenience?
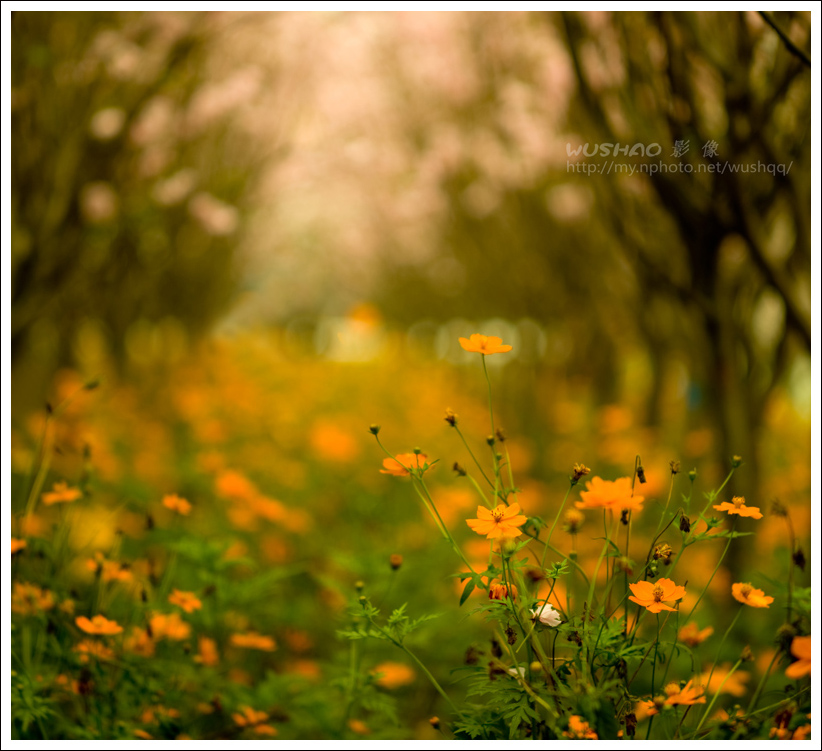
[576,476,643,512]
[194,635,219,666]
[11,538,26,555]
[466,503,528,539]
[564,715,598,739]
[679,622,714,648]
[785,636,811,679]
[11,582,55,615]
[695,664,749,696]
[628,578,686,614]
[76,615,123,635]
[42,481,82,506]
[162,494,192,515]
[230,631,277,651]
[731,582,773,608]
[713,496,762,519]
[664,680,706,706]
[74,640,115,663]
[459,334,513,355]
[489,581,518,601]
[380,453,431,477]
[124,626,155,658]
[149,612,191,641]
[233,706,277,736]
[168,589,202,613]
[371,661,416,689]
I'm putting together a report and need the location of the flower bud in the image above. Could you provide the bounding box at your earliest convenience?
[731,455,743,468]
[453,462,467,476]
[688,468,697,482]
[389,554,403,571]
[679,514,691,533]
[429,717,440,730]
[368,424,380,435]
[444,409,457,427]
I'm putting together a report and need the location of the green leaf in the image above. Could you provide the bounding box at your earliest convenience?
[460,578,476,606]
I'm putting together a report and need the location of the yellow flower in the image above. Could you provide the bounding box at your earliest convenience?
[458,334,513,355]
[168,589,202,613]
[75,615,123,635]
[466,503,528,539]
[628,578,686,614]
[731,582,773,608]
[713,496,762,519]
[42,481,82,506]
[785,636,811,679]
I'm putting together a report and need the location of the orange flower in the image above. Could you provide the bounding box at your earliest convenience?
[86,553,133,583]
[74,639,115,663]
[76,615,123,635]
[168,589,202,613]
[628,578,686,614]
[42,481,82,506]
[371,661,416,689]
[564,715,598,739]
[679,622,714,648]
[194,635,219,666]
[149,612,191,641]
[11,582,55,615]
[458,334,513,355]
[466,503,528,539]
[695,664,749,696]
[162,494,192,515]
[731,582,773,608]
[664,680,706,706]
[576,476,643,512]
[11,538,26,555]
[380,453,431,477]
[713,496,762,519]
[634,699,659,720]
[233,706,278,736]
[785,635,811,679]
[230,631,277,651]
[489,581,518,601]
[124,626,155,657]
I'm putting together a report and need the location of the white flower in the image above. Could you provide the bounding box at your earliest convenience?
[530,603,561,627]
[507,666,527,679]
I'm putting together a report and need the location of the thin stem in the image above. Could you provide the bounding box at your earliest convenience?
[682,518,738,626]
[693,659,744,736]
[454,425,494,489]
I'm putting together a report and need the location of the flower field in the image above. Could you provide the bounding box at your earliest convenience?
[8,331,812,740]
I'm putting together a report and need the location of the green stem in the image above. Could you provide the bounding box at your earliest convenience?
[693,659,744,736]
[682,518,738,626]
[454,425,494,489]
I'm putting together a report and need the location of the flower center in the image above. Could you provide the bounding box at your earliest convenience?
[491,508,504,522]
[732,496,745,508]
[652,585,665,602]
[739,583,753,597]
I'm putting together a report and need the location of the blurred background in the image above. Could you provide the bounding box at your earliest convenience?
[9,10,812,738]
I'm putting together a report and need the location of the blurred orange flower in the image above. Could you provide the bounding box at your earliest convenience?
[785,636,811,679]
[194,636,220,667]
[12,582,55,615]
[11,538,26,555]
[230,631,277,651]
[679,622,714,648]
[628,578,686,614]
[466,503,528,539]
[74,639,115,663]
[162,494,192,515]
[372,661,416,689]
[664,680,706,706]
[713,496,762,519]
[76,615,123,635]
[458,334,513,355]
[150,612,191,641]
[380,453,430,476]
[576,476,643,512]
[168,589,202,613]
[233,706,277,736]
[731,582,773,608]
[124,626,155,657]
[42,481,82,506]
[695,664,749,696]
[564,715,598,739]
